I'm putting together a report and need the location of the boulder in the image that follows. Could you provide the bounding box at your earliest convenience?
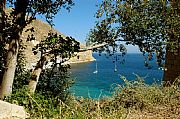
[0,100,28,119]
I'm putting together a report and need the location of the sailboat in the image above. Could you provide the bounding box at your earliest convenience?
[114,61,117,72]
[114,55,118,72]
[93,61,98,74]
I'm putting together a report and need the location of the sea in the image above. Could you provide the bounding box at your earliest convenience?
[68,53,164,99]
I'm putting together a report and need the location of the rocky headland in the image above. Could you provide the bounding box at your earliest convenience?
[21,19,95,69]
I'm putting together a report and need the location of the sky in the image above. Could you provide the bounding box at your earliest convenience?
[53,0,99,43]
[38,0,140,53]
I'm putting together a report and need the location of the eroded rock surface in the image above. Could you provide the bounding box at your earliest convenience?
[0,100,28,119]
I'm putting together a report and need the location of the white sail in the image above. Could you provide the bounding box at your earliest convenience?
[114,62,117,72]
[93,62,98,74]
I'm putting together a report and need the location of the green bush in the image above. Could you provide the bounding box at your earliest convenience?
[7,68,180,119]
[37,65,74,104]
[6,86,62,118]
[8,51,75,118]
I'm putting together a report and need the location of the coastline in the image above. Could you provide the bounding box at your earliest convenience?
[68,58,96,64]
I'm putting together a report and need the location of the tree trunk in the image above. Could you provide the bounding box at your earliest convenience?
[0,0,28,99]
[163,47,180,86]
[0,0,6,90]
[0,39,19,99]
[163,1,180,86]
[28,68,42,94]
[28,56,47,94]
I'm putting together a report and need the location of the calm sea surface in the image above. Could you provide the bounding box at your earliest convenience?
[69,53,163,98]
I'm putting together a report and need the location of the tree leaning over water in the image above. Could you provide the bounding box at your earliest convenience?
[0,0,75,99]
[28,33,79,94]
[88,0,180,85]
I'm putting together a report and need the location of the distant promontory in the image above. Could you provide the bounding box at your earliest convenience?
[21,19,95,69]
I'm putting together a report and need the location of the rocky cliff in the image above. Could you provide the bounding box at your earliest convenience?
[68,50,95,64]
[21,19,95,69]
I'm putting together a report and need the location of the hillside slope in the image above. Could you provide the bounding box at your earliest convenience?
[21,19,95,69]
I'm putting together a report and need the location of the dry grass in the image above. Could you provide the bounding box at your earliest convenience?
[56,76,180,119]
[8,75,180,119]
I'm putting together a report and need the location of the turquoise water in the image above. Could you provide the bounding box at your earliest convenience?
[69,53,163,98]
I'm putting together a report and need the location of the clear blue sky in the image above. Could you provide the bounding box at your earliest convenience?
[53,0,100,44]
[39,0,140,53]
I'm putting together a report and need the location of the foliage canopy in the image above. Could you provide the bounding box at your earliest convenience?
[87,0,180,67]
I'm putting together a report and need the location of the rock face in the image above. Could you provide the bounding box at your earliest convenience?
[68,50,95,63]
[21,19,95,69]
[0,101,28,119]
